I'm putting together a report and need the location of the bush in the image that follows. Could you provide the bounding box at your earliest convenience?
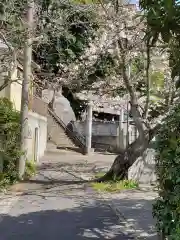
[0,98,21,187]
[25,160,36,179]
[153,105,180,239]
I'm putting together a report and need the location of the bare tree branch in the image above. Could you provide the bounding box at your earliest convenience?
[0,31,14,51]
[0,78,20,92]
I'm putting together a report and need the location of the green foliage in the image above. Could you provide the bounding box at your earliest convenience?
[131,56,144,75]
[0,98,21,187]
[146,71,167,119]
[77,52,118,90]
[71,0,99,3]
[169,41,180,84]
[139,0,180,44]
[25,160,36,179]
[131,57,164,97]
[0,0,27,48]
[153,104,180,239]
[91,176,138,193]
[139,0,180,86]
[110,86,126,98]
[34,1,99,74]
[150,71,164,90]
[90,53,116,78]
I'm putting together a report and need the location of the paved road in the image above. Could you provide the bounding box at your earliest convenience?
[0,156,133,240]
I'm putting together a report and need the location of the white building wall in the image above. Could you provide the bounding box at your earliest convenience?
[27,111,47,162]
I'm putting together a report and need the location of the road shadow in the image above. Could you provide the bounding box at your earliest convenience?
[0,194,157,240]
[1,155,158,240]
[1,180,157,239]
[0,200,134,240]
[102,196,157,239]
[19,162,99,188]
[20,163,95,188]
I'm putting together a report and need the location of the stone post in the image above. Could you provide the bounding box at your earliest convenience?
[118,108,124,150]
[85,101,93,154]
[0,154,3,173]
[126,100,129,147]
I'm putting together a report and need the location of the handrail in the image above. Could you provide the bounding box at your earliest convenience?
[48,107,86,149]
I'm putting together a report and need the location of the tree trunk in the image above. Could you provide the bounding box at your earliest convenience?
[18,0,34,178]
[98,126,158,182]
[98,141,148,181]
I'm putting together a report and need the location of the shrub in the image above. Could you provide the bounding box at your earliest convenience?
[153,105,180,239]
[25,160,36,179]
[0,98,21,187]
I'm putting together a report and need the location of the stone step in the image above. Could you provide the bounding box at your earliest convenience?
[47,111,85,153]
[44,147,83,155]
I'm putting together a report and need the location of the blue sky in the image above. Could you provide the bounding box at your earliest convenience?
[130,0,138,4]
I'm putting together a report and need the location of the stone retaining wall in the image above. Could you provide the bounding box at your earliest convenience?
[128,148,156,184]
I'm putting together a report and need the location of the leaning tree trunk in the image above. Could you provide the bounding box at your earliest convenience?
[98,139,149,181]
[98,126,158,182]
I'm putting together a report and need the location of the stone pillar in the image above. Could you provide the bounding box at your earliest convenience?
[85,101,93,154]
[126,100,129,147]
[0,153,3,173]
[118,108,124,150]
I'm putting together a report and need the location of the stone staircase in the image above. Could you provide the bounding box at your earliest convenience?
[47,108,86,154]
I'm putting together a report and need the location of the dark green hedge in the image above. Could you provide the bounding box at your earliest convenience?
[0,98,21,186]
[153,105,180,239]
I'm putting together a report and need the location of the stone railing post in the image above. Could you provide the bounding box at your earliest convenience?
[85,101,93,154]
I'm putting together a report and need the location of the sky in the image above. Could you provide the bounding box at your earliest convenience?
[129,0,138,4]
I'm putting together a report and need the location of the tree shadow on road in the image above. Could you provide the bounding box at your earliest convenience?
[0,199,134,240]
[0,184,157,240]
[21,161,98,188]
[1,157,158,240]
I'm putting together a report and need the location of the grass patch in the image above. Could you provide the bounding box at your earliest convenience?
[24,160,36,179]
[94,172,106,178]
[91,172,138,192]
